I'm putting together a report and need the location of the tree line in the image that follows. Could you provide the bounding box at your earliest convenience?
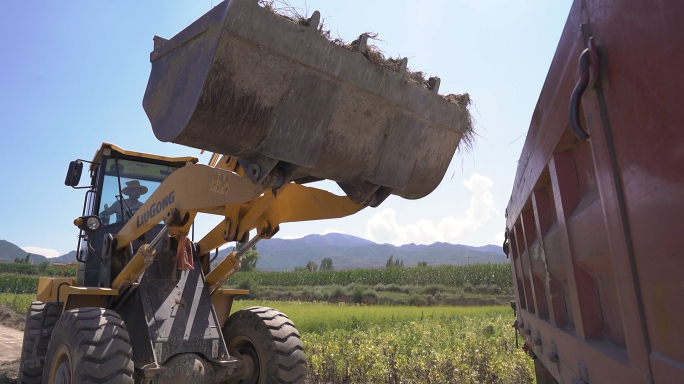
[227,247,429,273]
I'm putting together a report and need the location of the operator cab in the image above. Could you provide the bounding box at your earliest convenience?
[65,143,198,287]
[97,158,175,225]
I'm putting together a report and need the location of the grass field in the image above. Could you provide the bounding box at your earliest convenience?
[0,293,33,314]
[232,300,532,383]
[231,300,510,332]
[1,295,531,383]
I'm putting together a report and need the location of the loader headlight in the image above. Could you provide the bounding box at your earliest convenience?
[86,216,101,231]
[74,215,101,233]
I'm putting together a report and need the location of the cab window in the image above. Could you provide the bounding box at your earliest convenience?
[98,158,177,225]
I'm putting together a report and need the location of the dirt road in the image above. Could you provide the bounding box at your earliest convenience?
[0,310,23,383]
[0,324,23,363]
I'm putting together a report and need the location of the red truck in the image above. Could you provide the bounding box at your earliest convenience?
[504,0,683,383]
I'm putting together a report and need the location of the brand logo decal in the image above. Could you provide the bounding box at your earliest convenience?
[136,191,175,228]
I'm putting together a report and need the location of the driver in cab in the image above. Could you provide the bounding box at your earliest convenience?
[100,180,148,224]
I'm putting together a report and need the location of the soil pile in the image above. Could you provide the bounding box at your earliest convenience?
[258,1,476,151]
[0,360,19,384]
[0,304,24,331]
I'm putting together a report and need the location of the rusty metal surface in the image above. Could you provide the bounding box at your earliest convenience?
[506,0,684,383]
[143,0,468,203]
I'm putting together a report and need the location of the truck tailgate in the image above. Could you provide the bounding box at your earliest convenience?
[506,0,684,383]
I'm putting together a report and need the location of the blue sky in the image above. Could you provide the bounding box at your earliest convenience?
[0,0,572,257]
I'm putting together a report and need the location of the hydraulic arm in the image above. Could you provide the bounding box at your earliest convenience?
[110,156,364,291]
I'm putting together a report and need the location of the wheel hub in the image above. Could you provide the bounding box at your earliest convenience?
[49,344,72,384]
[229,335,260,384]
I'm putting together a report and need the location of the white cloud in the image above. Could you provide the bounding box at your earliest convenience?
[323,229,347,235]
[279,235,304,240]
[21,246,60,258]
[365,210,443,245]
[365,173,497,245]
[494,232,505,244]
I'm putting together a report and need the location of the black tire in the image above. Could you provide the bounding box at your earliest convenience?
[18,301,62,384]
[223,306,307,384]
[42,307,134,384]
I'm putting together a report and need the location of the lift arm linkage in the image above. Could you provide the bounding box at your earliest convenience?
[114,163,271,250]
[110,160,365,291]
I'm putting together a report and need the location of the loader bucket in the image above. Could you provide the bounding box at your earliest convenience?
[143,0,471,204]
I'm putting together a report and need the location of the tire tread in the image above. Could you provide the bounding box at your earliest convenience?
[42,307,134,384]
[18,301,61,384]
[223,306,306,384]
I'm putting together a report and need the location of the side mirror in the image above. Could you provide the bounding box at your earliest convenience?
[65,161,83,187]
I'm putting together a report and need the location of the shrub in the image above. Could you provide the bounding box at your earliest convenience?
[391,284,409,293]
[312,287,326,301]
[475,284,490,295]
[325,285,346,299]
[423,284,447,295]
[37,261,50,274]
[474,284,504,295]
[237,279,253,290]
[373,283,387,291]
[488,284,503,295]
[351,285,365,304]
[407,293,423,306]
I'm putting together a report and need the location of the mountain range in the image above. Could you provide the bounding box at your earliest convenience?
[0,234,506,271]
[217,233,506,271]
[0,240,48,263]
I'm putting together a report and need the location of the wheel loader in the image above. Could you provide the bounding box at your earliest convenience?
[18,0,472,383]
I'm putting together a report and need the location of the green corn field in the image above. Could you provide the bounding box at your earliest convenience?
[0,263,76,277]
[0,274,40,294]
[0,263,74,294]
[0,263,512,295]
[227,263,512,289]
